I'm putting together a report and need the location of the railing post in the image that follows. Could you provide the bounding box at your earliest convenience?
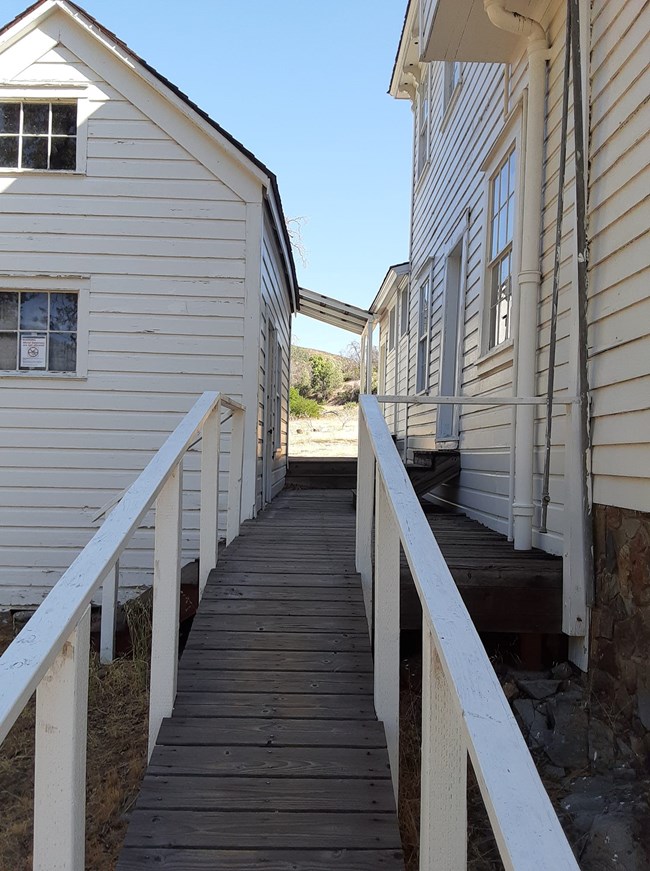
[420,627,467,870]
[149,463,183,758]
[226,406,245,545]
[100,559,119,664]
[199,402,221,598]
[33,606,91,871]
[374,474,400,801]
[356,407,375,629]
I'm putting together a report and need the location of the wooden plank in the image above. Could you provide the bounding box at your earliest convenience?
[118,848,405,870]
[197,600,364,617]
[205,571,359,587]
[148,745,392,778]
[156,717,388,747]
[175,670,374,695]
[184,630,371,652]
[190,614,368,634]
[214,561,355,574]
[201,584,363,602]
[123,810,401,849]
[178,650,373,673]
[172,692,378,720]
[134,775,397,810]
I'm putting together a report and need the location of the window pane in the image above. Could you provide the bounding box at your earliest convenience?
[23,103,49,134]
[499,164,509,206]
[20,292,48,329]
[497,208,507,252]
[0,103,19,134]
[0,332,17,369]
[509,151,517,192]
[0,292,18,329]
[22,136,48,169]
[52,104,77,136]
[48,332,76,371]
[50,293,78,331]
[50,137,76,170]
[0,137,18,168]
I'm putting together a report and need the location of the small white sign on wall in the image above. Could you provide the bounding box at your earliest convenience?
[20,334,47,369]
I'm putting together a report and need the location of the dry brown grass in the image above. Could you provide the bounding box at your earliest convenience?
[289,403,358,457]
[0,598,151,871]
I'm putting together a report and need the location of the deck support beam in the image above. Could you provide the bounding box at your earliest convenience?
[374,475,400,800]
[33,606,90,871]
[149,464,183,758]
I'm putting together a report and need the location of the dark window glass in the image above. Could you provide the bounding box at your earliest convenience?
[23,103,49,134]
[0,137,18,168]
[22,136,48,169]
[52,103,77,136]
[0,103,19,134]
[20,292,48,329]
[0,332,17,369]
[50,293,78,331]
[0,292,18,329]
[48,332,76,371]
[50,137,76,170]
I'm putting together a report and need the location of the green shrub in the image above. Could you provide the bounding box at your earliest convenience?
[289,387,322,418]
[309,354,343,402]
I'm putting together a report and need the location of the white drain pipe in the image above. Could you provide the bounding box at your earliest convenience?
[484,0,549,550]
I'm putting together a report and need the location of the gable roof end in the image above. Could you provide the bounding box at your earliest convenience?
[0,0,299,311]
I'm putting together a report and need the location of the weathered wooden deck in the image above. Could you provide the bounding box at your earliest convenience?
[118,489,404,870]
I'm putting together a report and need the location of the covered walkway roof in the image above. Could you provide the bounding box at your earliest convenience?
[298,287,371,335]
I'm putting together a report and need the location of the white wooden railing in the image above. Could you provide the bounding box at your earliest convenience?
[356,394,579,870]
[0,391,244,871]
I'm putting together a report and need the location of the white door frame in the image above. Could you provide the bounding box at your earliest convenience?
[263,321,278,504]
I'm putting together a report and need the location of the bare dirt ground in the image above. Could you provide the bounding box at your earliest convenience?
[289,403,358,457]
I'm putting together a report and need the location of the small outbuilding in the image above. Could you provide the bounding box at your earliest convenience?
[0,0,298,605]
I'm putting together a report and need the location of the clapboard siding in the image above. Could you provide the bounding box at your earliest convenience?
[588,0,650,512]
[387,0,648,553]
[256,210,292,509]
[0,8,294,606]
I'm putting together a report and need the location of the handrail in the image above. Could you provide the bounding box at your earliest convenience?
[0,390,245,869]
[356,394,579,870]
[376,393,579,405]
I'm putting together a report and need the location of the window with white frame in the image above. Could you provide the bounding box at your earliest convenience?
[0,101,77,171]
[416,68,429,178]
[388,305,396,352]
[487,147,516,348]
[399,287,409,337]
[416,277,430,392]
[0,290,78,372]
[443,61,461,114]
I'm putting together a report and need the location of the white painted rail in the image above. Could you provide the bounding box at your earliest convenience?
[0,390,245,870]
[356,394,580,871]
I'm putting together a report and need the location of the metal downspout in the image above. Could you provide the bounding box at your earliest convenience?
[484,0,550,550]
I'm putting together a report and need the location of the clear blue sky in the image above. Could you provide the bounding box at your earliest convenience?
[4,0,413,353]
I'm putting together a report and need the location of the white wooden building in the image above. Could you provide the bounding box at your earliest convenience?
[0,0,298,606]
[371,0,649,666]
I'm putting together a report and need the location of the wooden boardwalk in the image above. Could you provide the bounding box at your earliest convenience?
[118,489,404,870]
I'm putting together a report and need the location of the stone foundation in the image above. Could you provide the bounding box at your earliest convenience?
[590,504,650,766]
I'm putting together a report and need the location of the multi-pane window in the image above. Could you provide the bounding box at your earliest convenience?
[399,287,409,337]
[0,291,78,371]
[388,306,396,352]
[487,147,516,348]
[0,102,77,171]
[416,69,429,178]
[416,278,430,392]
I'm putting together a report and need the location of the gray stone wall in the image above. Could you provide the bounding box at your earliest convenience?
[590,504,650,766]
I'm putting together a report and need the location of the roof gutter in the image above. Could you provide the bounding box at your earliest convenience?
[484,0,550,552]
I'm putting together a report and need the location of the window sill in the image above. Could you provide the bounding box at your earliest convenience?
[0,168,84,176]
[0,371,87,380]
[475,338,514,377]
